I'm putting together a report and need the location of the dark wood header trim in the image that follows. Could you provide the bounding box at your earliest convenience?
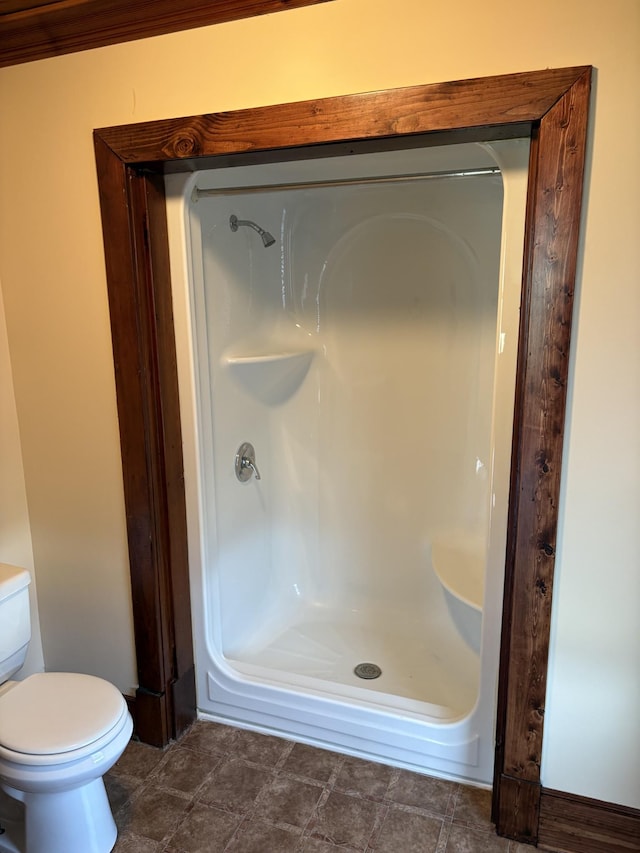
[95,66,587,167]
[0,0,334,67]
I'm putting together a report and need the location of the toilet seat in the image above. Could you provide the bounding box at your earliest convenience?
[0,672,128,766]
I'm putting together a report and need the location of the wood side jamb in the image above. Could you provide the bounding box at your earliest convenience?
[492,120,541,822]
[137,168,196,724]
[94,133,178,744]
[492,66,591,838]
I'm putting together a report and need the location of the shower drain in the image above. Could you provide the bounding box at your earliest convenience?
[354,662,382,680]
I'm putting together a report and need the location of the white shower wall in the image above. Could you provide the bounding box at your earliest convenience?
[166,138,530,784]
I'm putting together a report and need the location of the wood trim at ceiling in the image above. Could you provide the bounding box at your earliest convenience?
[0,0,334,68]
[93,66,592,843]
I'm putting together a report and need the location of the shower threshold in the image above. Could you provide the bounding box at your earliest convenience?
[223,603,479,717]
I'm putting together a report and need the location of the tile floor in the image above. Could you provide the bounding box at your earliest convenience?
[106,721,545,853]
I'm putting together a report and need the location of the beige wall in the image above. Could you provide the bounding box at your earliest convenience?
[0,0,638,807]
[0,282,44,677]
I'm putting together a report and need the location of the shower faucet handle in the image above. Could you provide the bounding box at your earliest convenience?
[235,442,261,482]
[244,457,261,481]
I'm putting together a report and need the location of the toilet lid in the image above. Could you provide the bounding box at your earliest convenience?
[0,672,126,755]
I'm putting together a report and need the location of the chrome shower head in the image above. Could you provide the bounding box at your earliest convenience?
[230,214,276,248]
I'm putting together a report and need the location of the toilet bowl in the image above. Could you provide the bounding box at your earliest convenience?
[0,672,133,853]
[0,562,133,852]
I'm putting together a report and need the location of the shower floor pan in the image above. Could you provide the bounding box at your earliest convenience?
[222,602,479,718]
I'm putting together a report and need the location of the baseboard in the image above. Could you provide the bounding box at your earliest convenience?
[123,693,137,735]
[538,788,640,853]
[124,677,197,746]
[493,772,541,842]
[171,665,197,740]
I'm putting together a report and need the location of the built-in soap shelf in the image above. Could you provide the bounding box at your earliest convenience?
[431,536,485,613]
[224,348,315,404]
[225,350,314,368]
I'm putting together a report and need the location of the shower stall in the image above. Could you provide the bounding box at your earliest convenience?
[166,138,529,785]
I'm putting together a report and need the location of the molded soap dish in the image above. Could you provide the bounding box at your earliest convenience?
[224,349,314,404]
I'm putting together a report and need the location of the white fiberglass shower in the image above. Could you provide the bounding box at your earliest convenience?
[166,138,529,785]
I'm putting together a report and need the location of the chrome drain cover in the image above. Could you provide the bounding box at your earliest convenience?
[354,662,382,680]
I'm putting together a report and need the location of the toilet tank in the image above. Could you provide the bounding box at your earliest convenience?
[0,563,32,682]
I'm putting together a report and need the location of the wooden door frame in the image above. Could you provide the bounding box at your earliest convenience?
[94,66,592,843]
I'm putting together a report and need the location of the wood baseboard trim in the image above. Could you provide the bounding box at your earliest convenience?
[123,692,137,735]
[538,788,640,853]
[126,687,170,747]
[493,773,541,842]
[171,665,196,741]
[124,673,196,746]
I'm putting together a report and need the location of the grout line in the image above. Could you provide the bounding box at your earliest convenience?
[223,813,252,852]
[435,816,453,853]
[448,782,461,819]
[274,738,297,770]
[365,800,390,852]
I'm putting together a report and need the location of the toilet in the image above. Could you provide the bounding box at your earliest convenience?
[0,563,133,853]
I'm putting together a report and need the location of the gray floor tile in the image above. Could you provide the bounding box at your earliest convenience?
[452,785,494,830]
[111,740,167,779]
[121,787,191,842]
[167,802,241,852]
[310,790,384,850]
[179,721,238,756]
[282,742,342,782]
[229,727,292,766]
[254,774,323,829]
[302,837,346,852]
[112,830,162,852]
[444,823,510,852]
[387,770,457,816]
[105,771,143,817]
[198,757,273,813]
[335,756,394,799]
[154,745,218,794]
[372,805,443,852]
[226,818,302,852]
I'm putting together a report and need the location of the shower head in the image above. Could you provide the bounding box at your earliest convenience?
[229,214,276,248]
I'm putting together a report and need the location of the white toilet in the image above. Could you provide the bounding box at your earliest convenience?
[0,563,133,853]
